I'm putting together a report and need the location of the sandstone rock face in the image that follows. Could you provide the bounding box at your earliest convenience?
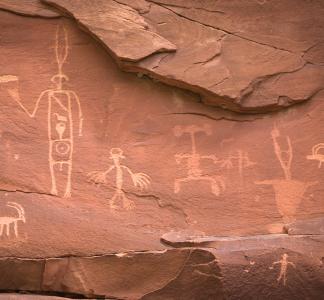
[0,1,323,299]
[42,0,324,112]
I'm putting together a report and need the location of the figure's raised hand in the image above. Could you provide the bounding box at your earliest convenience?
[131,172,151,190]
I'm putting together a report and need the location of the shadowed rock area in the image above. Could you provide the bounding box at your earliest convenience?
[0,1,323,299]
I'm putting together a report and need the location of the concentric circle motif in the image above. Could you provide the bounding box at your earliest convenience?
[55,141,70,155]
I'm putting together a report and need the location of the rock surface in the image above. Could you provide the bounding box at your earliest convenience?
[0,0,60,18]
[43,0,177,61]
[41,0,324,112]
[0,1,324,299]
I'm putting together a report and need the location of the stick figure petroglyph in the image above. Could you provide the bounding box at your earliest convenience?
[87,148,151,210]
[220,150,255,177]
[173,124,225,196]
[307,143,324,168]
[255,125,316,223]
[270,253,296,286]
[0,202,25,238]
[0,25,83,198]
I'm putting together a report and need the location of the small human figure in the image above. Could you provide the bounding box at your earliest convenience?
[271,253,296,286]
[87,148,151,210]
[174,124,225,196]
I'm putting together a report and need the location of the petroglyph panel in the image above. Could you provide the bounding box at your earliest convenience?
[0,7,323,260]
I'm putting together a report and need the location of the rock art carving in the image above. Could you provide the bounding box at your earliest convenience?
[0,25,83,198]
[0,202,25,238]
[220,150,255,177]
[173,124,225,196]
[270,253,296,286]
[87,148,151,210]
[307,143,324,168]
[255,126,316,223]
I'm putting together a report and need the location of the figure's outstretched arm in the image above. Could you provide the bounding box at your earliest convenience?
[104,165,115,175]
[87,165,114,185]
[272,261,281,265]
[123,166,134,177]
[271,126,292,180]
[123,166,151,190]
[288,262,296,268]
[71,91,83,136]
[10,89,49,118]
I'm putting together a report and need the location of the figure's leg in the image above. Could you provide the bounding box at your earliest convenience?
[121,192,135,210]
[63,162,72,198]
[109,192,119,210]
[13,221,18,237]
[198,176,224,196]
[211,177,225,196]
[5,224,9,236]
[49,160,58,196]
[0,224,3,237]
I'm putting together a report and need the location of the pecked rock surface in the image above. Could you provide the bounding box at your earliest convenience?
[41,0,324,112]
[0,2,324,299]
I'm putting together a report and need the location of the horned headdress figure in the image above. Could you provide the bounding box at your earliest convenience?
[256,125,316,223]
[0,24,83,198]
[0,202,26,238]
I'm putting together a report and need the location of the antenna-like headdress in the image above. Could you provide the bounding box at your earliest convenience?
[55,24,69,74]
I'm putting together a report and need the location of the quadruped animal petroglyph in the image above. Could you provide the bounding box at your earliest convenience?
[0,202,25,238]
[0,25,83,198]
[87,148,151,210]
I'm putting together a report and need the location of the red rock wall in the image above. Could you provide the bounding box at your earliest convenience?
[0,1,324,299]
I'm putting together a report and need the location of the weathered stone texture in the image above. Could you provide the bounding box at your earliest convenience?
[0,1,323,299]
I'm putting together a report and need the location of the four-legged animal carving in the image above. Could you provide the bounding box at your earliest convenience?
[0,202,25,238]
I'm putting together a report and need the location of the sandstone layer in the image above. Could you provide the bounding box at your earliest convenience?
[0,1,323,299]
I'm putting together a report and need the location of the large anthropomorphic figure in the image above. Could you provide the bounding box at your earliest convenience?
[0,25,83,198]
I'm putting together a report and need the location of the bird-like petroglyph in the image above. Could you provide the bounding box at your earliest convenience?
[0,202,25,238]
[256,125,316,223]
[87,148,151,210]
[0,25,83,198]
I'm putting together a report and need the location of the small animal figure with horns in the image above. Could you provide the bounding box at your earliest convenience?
[0,202,26,238]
